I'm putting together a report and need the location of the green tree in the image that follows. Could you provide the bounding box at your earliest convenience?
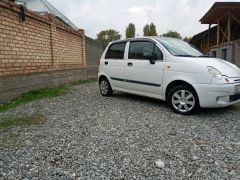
[149,23,158,36]
[126,23,136,38]
[96,29,121,48]
[143,24,150,36]
[143,23,158,36]
[163,30,182,39]
[183,36,192,42]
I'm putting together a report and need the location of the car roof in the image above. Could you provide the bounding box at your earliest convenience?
[111,37,155,44]
[110,36,178,44]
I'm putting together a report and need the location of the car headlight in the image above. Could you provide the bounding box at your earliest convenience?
[207,66,223,80]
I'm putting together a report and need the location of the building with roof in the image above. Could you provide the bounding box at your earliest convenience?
[15,0,77,29]
[190,2,240,66]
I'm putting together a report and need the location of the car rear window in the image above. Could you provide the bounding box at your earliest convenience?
[105,42,126,59]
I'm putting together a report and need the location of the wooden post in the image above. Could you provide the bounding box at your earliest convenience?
[217,19,220,45]
[227,12,231,43]
[208,24,211,51]
[231,13,240,24]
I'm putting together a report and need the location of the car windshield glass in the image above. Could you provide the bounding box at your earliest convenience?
[157,38,203,57]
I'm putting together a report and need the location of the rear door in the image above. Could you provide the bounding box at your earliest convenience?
[125,40,165,95]
[102,42,127,88]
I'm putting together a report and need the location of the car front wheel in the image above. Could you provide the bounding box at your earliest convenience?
[167,85,199,115]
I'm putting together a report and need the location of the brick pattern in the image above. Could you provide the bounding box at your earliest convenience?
[0,0,86,76]
[54,27,84,68]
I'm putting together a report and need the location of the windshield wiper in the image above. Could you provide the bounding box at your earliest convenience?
[197,55,209,57]
[175,55,196,57]
[175,55,210,58]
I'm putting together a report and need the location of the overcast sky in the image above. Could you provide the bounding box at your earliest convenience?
[48,0,238,39]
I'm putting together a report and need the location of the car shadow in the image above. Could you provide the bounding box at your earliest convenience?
[112,92,166,106]
[197,104,240,115]
[111,91,240,116]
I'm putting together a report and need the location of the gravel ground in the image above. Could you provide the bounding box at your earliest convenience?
[0,82,240,179]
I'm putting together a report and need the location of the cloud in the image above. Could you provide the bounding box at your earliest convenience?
[48,0,238,39]
[127,7,144,14]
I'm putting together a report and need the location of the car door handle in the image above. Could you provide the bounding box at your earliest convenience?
[104,61,108,65]
[127,62,133,66]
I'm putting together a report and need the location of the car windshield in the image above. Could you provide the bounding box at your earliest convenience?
[156,37,203,57]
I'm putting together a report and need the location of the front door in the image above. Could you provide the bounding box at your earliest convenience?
[125,41,165,95]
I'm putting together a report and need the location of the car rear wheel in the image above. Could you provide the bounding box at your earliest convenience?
[99,77,113,96]
[167,85,199,115]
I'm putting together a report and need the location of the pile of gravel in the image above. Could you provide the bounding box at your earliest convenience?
[0,82,240,179]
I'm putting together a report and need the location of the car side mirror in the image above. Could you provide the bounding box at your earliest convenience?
[143,53,155,64]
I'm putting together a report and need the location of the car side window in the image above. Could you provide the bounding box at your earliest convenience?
[105,42,126,59]
[154,46,163,60]
[129,41,154,60]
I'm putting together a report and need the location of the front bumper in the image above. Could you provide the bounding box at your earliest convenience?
[193,83,240,108]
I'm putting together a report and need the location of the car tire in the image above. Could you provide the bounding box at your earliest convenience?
[167,85,199,115]
[99,77,113,96]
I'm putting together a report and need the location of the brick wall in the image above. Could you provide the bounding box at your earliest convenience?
[55,28,85,67]
[0,0,86,76]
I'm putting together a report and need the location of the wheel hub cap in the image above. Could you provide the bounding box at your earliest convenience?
[180,98,186,105]
[172,90,195,113]
[100,81,108,94]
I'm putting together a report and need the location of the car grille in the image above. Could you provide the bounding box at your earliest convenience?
[229,94,240,102]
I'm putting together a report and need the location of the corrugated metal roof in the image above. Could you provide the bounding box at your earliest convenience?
[15,0,28,5]
[16,0,77,29]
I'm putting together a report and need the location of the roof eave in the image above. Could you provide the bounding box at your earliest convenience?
[199,2,240,24]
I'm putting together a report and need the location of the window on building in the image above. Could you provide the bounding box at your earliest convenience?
[212,51,216,57]
[221,49,227,60]
[105,42,126,59]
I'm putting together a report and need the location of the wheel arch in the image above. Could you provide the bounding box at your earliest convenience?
[98,75,110,84]
[165,80,199,102]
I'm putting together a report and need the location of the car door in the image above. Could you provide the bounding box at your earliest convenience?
[125,40,165,95]
[102,41,127,88]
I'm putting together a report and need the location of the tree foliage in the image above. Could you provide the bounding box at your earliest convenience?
[143,24,150,36]
[143,22,158,36]
[163,30,182,39]
[96,29,121,48]
[183,36,192,42]
[126,23,136,38]
[149,23,158,36]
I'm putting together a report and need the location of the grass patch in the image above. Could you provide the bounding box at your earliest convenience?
[69,78,97,86]
[0,113,47,130]
[0,133,23,149]
[0,114,47,149]
[0,86,69,112]
[0,79,97,112]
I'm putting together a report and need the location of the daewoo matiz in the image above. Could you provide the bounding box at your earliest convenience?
[98,37,240,115]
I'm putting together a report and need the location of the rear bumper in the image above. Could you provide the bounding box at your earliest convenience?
[193,83,240,108]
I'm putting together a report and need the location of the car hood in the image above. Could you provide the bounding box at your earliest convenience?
[194,58,240,77]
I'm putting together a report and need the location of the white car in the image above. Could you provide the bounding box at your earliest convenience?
[98,37,240,115]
